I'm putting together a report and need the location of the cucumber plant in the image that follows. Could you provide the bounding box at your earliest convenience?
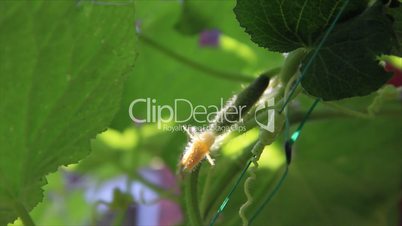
[0,0,401,226]
[181,0,402,226]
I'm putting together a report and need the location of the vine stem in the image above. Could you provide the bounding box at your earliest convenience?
[279,48,307,84]
[323,101,372,119]
[203,143,254,221]
[14,201,35,226]
[249,166,289,225]
[200,167,214,217]
[184,166,203,226]
[138,34,254,83]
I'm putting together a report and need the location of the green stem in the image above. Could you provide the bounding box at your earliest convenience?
[203,143,254,221]
[249,166,289,225]
[323,101,373,119]
[185,166,203,226]
[14,201,35,226]
[244,49,307,122]
[278,48,308,113]
[200,167,214,217]
[225,165,284,226]
[242,106,402,134]
[209,161,252,226]
[279,48,308,84]
[139,34,254,83]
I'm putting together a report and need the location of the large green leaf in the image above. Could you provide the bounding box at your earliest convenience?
[301,3,395,100]
[0,1,136,224]
[234,0,368,52]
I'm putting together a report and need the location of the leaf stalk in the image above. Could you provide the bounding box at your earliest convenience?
[14,201,35,226]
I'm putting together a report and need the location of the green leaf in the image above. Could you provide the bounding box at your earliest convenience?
[0,1,136,224]
[301,3,396,100]
[234,0,368,52]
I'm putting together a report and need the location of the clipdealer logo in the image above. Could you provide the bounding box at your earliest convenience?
[128,98,275,132]
[254,98,275,132]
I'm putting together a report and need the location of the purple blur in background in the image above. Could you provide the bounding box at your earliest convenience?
[63,166,182,226]
[199,29,220,47]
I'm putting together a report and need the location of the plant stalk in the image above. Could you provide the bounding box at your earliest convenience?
[14,201,35,226]
[279,48,307,84]
[184,166,203,226]
[139,34,254,83]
